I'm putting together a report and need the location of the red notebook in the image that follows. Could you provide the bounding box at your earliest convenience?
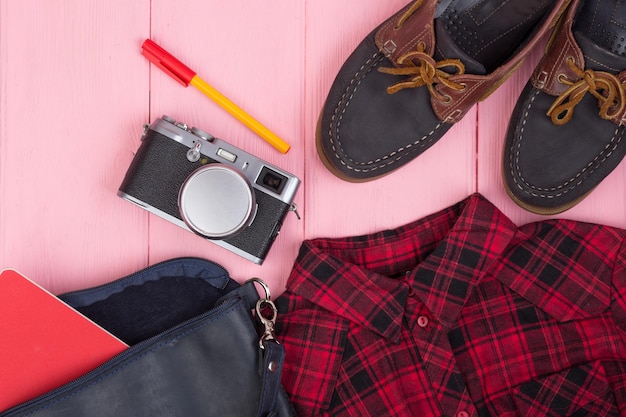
[0,269,128,412]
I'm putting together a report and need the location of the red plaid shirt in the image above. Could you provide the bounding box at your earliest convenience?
[275,194,626,416]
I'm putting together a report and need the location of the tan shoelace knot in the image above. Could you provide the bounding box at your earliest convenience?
[378,42,466,102]
[547,56,625,125]
[378,0,466,101]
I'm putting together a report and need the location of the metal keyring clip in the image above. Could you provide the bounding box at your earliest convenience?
[246,278,279,349]
[247,277,271,300]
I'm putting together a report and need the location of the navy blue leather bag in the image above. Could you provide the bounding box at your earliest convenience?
[0,258,296,417]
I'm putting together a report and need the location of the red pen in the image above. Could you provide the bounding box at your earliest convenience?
[141,39,290,154]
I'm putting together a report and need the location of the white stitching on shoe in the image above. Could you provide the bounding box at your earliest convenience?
[508,88,624,199]
[327,52,445,174]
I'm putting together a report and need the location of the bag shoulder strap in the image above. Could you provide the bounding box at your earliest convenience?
[257,340,286,417]
[218,280,289,417]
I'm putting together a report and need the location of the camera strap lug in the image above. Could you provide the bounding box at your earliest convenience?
[289,203,301,220]
[141,123,149,140]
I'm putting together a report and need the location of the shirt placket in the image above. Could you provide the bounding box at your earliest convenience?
[398,197,516,417]
[283,195,517,416]
[404,284,477,417]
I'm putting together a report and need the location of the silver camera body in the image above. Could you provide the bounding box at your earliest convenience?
[118,116,301,264]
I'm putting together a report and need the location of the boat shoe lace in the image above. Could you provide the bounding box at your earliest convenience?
[377,0,467,102]
[378,41,466,101]
[547,56,625,125]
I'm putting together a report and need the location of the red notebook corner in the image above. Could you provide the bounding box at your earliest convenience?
[0,269,128,412]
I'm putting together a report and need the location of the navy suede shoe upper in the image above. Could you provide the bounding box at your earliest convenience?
[317,0,570,182]
[504,0,626,214]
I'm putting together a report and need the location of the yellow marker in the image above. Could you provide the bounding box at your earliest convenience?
[142,39,290,154]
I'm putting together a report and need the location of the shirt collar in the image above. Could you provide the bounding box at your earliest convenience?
[285,194,516,342]
[406,194,517,327]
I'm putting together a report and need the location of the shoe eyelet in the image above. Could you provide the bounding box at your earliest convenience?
[441,94,452,104]
[382,40,397,56]
[565,56,575,65]
[458,82,467,91]
[557,73,567,83]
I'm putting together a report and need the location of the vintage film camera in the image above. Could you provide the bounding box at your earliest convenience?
[118,116,301,264]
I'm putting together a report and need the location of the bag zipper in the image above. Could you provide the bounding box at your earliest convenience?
[59,257,231,306]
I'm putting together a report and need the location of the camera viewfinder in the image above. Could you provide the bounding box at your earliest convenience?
[257,167,287,194]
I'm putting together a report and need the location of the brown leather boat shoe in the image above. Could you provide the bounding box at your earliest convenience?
[317,0,572,182]
[503,0,626,214]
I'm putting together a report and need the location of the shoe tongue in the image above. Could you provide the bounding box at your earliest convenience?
[574,31,626,73]
[433,19,487,75]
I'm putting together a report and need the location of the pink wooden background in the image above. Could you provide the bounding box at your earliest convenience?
[1,0,625,298]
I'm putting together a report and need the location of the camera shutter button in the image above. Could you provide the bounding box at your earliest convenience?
[178,165,256,239]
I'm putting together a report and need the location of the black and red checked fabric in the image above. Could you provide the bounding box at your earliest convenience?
[275,194,626,417]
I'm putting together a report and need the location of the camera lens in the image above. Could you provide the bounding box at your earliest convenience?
[179,165,256,239]
[256,167,287,194]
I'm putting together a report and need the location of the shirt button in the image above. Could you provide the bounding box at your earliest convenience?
[456,411,469,417]
[417,315,429,328]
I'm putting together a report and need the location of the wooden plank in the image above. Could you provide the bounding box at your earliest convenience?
[0,0,151,293]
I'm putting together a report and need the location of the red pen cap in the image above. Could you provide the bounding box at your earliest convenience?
[141,39,196,87]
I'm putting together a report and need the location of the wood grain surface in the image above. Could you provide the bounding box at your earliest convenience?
[1,0,624,297]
